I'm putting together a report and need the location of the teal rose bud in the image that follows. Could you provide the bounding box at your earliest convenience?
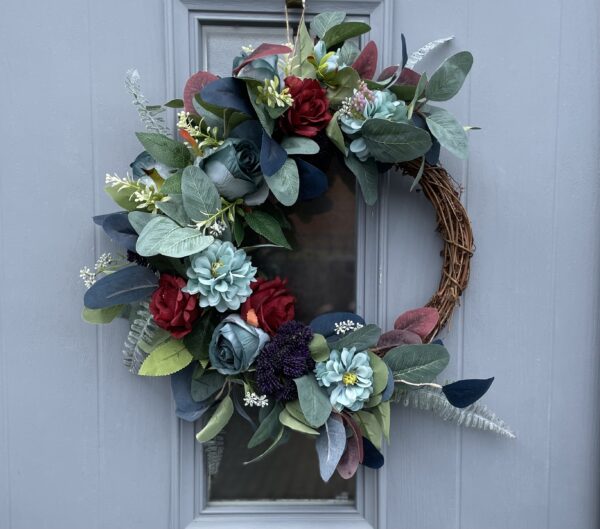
[209,314,270,375]
[184,240,256,312]
[202,138,268,206]
[315,347,374,412]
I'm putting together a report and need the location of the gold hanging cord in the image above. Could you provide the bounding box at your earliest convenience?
[284,0,306,45]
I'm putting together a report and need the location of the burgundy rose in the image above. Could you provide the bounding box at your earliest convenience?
[150,274,200,339]
[241,277,295,336]
[279,76,332,138]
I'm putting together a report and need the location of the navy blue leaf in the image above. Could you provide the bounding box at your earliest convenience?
[199,77,254,116]
[171,365,212,422]
[233,390,257,431]
[309,312,366,340]
[230,119,263,148]
[92,213,113,226]
[260,130,287,176]
[130,151,156,179]
[381,366,395,402]
[432,339,444,346]
[442,377,495,408]
[425,140,441,165]
[296,159,329,200]
[361,437,384,469]
[401,33,408,68]
[84,265,158,309]
[99,212,138,252]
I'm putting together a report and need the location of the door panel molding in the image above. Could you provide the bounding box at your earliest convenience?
[164,1,393,527]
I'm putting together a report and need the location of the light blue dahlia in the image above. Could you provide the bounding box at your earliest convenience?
[183,240,256,312]
[315,347,374,412]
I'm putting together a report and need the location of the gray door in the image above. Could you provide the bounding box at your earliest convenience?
[1,0,598,528]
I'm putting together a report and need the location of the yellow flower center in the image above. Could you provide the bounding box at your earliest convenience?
[211,260,223,278]
[342,372,358,386]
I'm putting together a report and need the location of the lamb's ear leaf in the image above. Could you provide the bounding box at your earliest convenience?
[195,396,234,443]
[315,415,347,482]
[442,378,495,408]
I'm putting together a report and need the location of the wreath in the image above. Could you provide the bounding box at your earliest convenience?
[80,9,514,483]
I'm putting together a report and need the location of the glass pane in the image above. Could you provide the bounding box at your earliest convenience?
[207,158,357,502]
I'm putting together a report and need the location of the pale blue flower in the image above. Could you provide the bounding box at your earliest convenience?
[209,314,269,375]
[314,41,339,74]
[315,347,374,412]
[184,240,256,312]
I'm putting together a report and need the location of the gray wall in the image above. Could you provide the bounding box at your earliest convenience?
[1,1,599,528]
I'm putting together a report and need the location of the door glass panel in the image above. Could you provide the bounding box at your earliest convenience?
[206,157,357,502]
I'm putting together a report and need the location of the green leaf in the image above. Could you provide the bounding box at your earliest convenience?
[427,51,473,102]
[244,210,291,249]
[248,402,283,448]
[309,334,330,362]
[128,211,155,234]
[291,21,316,78]
[82,305,124,324]
[310,11,346,39]
[383,343,450,384]
[160,171,182,194]
[279,408,319,435]
[138,339,193,376]
[136,216,213,258]
[323,22,371,49]
[191,370,225,402]
[104,185,139,211]
[410,156,426,192]
[183,311,220,361]
[325,111,347,155]
[326,67,360,106]
[285,400,312,425]
[244,425,287,464]
[372,400,391,442]
[361,118,432,163]
[407,72,428,119]
[156,194,190,226]
[424,106,468,159]
[233,216,245,246]
[247,85,274,136]
[334,323,382,351]
[294,375,332,428]
[280,136,320,155]
[356,409,383,449]
[196,395,234,443]
[181,165,221,222]
[368,351,389,396]
[344,152,378,206]
[337,40,360,67]
[164,98,184,108]
[265,158,299,206]
[135,132,191,169]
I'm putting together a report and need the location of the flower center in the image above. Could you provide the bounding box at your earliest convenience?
[342,372,358,386]
[211,260,223,277]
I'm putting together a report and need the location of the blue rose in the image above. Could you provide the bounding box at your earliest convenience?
[202,139,268,206]
[209,314,270,375]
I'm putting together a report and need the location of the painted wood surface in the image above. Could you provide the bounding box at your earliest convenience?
[0,0,598,528]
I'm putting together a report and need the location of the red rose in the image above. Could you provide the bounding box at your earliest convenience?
[149,274,200,339]
[279,76,332,138]
[241,277,295,336]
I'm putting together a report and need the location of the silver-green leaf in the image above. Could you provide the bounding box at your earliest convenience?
[383,343,450,384]
[344,152,378,205]
[265,158,299,206]
[361,118,432,163]
[427,51,473,102]
[424,105,469,159]
[294,375,332,428]
[181,165,221,222]
[310,11,346,39]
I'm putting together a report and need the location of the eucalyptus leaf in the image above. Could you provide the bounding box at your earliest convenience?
[368,351,389,396]
[294,375,332,428]
[323,22,371,49]
[138,339,193,376]
[326,111,347,154]
[279,408,319,435]
[128,211,155,234]
[265,158,299,206]
[181,165,221,222]
[196,395,234,443]
[191,370,225,402]
[424,106,469,159]
[135,132,191,168]
[361,119,432,163]
[160,171,182,194]
[104,185,138,211]
[372,400,391,441]
[383,343,450,384]
[309,334,330,362]
[356,410,383,450]
[334,324,382,351]
[315,415,347,482]
[156,194,190,226]
[136,216,213,258]
[82,305,124,324]
[248,402,284,448]
[344,152,378,206]
[337,40,360,67]
[427,51,473,101]
[310,11,346,39]
[280,136,320,155]
[244,210,291,249]
[326,67,360,106]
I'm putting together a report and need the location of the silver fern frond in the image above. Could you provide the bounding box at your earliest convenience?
[405,36,454,69]
[122,300,170,374]
[125,69,170,136]
[396,387,516,439]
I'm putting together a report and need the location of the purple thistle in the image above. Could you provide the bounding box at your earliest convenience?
[255,321,315,402]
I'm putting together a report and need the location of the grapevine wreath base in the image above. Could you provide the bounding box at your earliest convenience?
[80,9,514,485]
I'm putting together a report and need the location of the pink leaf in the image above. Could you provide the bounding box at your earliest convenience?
[394,307,440,339]
[341,414,363,463]
[377,329,422,354]
[232,43,292,75]
[336,430,361,479]
[352,41,378,80]
[396,67,421,86]
[377,65,399,82]
[183,71,219,114]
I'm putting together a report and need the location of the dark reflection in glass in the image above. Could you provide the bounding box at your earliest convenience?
[207,155,357,502]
